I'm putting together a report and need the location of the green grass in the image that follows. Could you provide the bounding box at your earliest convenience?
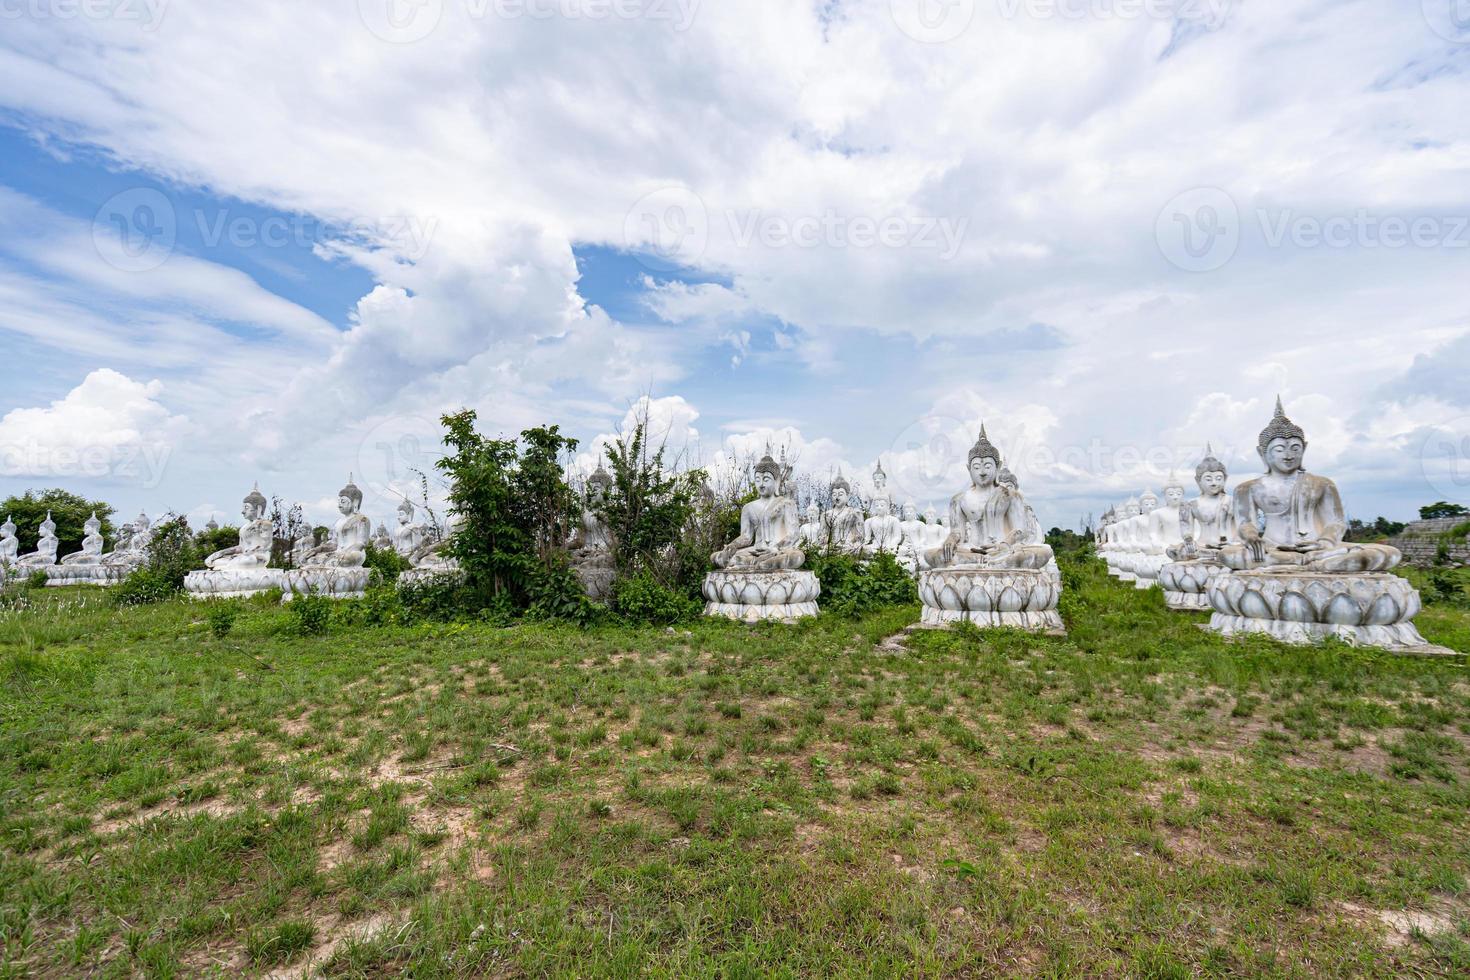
[1,560,1468,976]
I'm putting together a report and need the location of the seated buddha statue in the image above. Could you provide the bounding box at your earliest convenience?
[926,426,1054,571]
[862,495,904,556]
[0,515,18,565]
[300,476,371,569]
[797,502,824,547]
[1219,398,1400,573]
[391,498,429,558]
[1168,446,1236,561]
[1143,476,1186,557]
[60,512,106,565]
[569,465,616,569]
[206,484,275,570]
[712,450,805,571]
[822,473,865,554]
[16,513,59,569]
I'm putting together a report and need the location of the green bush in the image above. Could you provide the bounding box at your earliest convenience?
[25,570,48,590]
[113,515,203,606]
[807,551,918,618]
[114,569,179,607]
[336,585,408,628]
[289,593,332,636]
[206,604,237,638]
[195,525,239,556]
[524,561,601,627]
[1424,571,1468,607]
[611,570,702,625]
[398,573,484,623]
[363,543,411,587]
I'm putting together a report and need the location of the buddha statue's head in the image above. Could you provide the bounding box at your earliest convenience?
[135,511,150,532]
[1162,473,1186,508]
[397,498,415,525]
[1195,444,1228,496]
[967,425,1002,488]
[1139,490,1158,513]
[871,496,892,517]
[924,505,938,523]
[39,512,56,537]
[243,483,268,522]
[805,502,821,522]
[754,453,783,498]
[1257,396,1307,476]
[1,515,14,538]
[588,465,613,504]
[831,473,851,509]
[872,460,887,490]
[997,467,1019,491]
[1123,498,1141,519]
[84,512,101,536]
[338,475,364,516]
[901,502,918,521]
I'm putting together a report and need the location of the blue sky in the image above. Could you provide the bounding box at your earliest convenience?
[1,1,1468,533]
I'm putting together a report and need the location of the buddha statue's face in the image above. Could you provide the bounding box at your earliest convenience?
[968,456,998,487]
[243,501,263,522]
[589,482,608,504]
[1124,503,1140,518]
[755,470,779,498]
[1198,469,1227,496]
[1140,495,1158,513]
[901,503,917,521]
[872,497,891,517]
[1262,437,1305,475]
[338,494,358,516]
[924,507,938,523]
[398,508,412,526]
[806,505,820,522]
[1164,486,1184,507]
[832,487,849,508]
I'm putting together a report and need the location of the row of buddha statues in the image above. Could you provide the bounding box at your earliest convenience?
[0,509,158,586]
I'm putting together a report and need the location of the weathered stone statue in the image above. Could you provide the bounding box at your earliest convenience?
[998,468,1061,584]
[1207,398,1444,653]
[391,499,428,558]
[292,525,317,567]
[1159,448,1236,610]
[897,501,927,571]
[59,512,105,565]
[703,449,820,622]
[1105,498,1143,580]
[16,513,59,569]
[282,476,373,599]
[569,465,616,600]
[917,425,1062,632]
[797,502,824,548]
[0,515,17,566]
[822,473,865,554]
[372,523,392,551]
[185,484,289,599]
[862,495,904,557]
[205,518,219,533]
[871,460,889,497]
[129,512,154,555]
[1131,476,1186,590]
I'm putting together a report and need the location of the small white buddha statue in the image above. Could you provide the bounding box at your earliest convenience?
[292,525,317,567]
[101,523,135,567]
[823,473,865,554]
[130,512,154,554]
[1168,447,1236,561]
[372,523,392,551]
[921,505,945,549]
[926,426,1054,570]
[17,512,60,568]
[997,469,1044,545]
[872,461,889,496]
[712,450,805,570]
[569,465,616,570]
[300,476,371,568]
[862,495,904,556]
[391,498,429,558]
[205,484,274,570]
[1220,398,1401,573]
[205,518,220,533]
[0,515,18,565]
[797,502,824,547]
[1145,475,1186,556]
[60,512,106,565]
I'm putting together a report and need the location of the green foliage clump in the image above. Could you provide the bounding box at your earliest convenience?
[194,525,239,556]
[610,569,702,625]
[1421,501,1469,520]
[205,604,237,638]
[524,561,602,628]
[397,573,489,623]
[363,543,411,587]
[289,593,332,636]
[1,488,115,555]
[1424,571,1468,607]
[807,551,918,618]
[114,569,180,607]
[25,571,49,590]
[115,515,202,605]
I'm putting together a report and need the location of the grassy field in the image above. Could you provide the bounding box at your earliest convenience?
[2,560,1469,977]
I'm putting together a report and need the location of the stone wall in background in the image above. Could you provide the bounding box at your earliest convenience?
[1389,517,1470,567]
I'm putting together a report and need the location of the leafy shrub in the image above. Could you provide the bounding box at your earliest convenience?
[206,604,238,638]
[524,561,602,627]
[1423,571,1467,607]
[363,543,411,587]
[114,569,179,607]
[336,585,408,628]
[398,573,485,623]
[25,570,48,590]
[289,593,332,635]
[807,551,918,617]
[114,515,202,605]
[195,525,239,556]
[611,570,702,625]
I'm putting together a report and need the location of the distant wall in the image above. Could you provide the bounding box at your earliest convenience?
[1389,517,1470,567]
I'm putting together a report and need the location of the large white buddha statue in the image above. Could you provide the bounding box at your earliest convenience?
[1220,399,1399,573]
[1169,447,1236,561]
[925,427,1054,571]
[1,515,19,566]
[712,451,805,571]
[822,473,865,554]
[204,484,274,570]
[862,495,904,557]
[59,512,105,565]
[392,498,429,558]
[16,513,59,569]
[300,476,371,568]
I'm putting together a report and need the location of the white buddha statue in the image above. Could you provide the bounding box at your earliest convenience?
[797,502,824,548]
[1133,475,1186,587]
[926,426,1054,570]
[871,460,889,496]
[897,502,927,567]
[292,525,318,567]
[205,484,274,570]
[862,495,904,556]
[1,515,19,565]
[1219,398,1400,573]
[60,512,106,565]
[1168,447,1236,561]
[999,468,1061,583]
[129,512,154,556]
[101,522,136,568]
[712,450,805,571]
[569,465,617,597]
[372,523,392,551]
[822,473,865,554]
[391,498,429,558]
[921,505,945,549]
[300,476,371,568]
[17,513,60,569]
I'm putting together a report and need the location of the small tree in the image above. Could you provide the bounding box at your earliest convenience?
[1421,501,1469,520]
[438,409,535,604]
[268,497,309,568]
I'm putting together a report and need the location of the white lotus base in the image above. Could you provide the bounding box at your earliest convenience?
[185,568,290,600]
[918,567,1064,634]
[44,565,128,587]
[283,567,371,600]
[702,569,820,623]
[1159,559,1228,612]
[1206,570,1452,655]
